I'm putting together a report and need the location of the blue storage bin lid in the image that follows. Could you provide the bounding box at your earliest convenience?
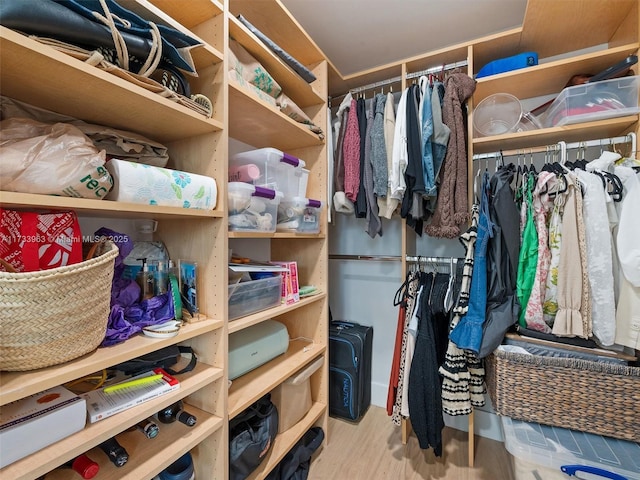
[477,52,538,78]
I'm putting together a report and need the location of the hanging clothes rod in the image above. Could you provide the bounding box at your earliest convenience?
[329,60,469,102]
[405,256,460,264]
[405,59,468,80]
[328,254,401,261]
[472,133,636,161]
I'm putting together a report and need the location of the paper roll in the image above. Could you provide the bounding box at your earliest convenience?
[105,158,217,209]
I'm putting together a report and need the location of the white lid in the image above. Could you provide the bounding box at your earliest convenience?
[231,148,306,169]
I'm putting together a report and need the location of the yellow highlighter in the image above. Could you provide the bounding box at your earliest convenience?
[104,374,164,394]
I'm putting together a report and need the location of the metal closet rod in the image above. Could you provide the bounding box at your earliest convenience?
[406,256,460,264]
[328,254,461,263]
[330,59,469,100]
[472,132,637,161]
[328,254,401,261]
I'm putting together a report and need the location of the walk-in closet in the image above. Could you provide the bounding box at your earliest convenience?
[0,1,638,479]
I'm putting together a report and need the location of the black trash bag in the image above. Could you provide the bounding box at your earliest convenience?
[230,393,279,480]
[266,427,325,480]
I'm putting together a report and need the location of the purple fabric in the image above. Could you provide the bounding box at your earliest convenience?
[95,227,175,347]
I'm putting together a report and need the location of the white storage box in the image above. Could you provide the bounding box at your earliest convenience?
[228,182,282,232]
[501,416,640,480]
[541,75,640,127]
[230,148,307,198]
[271,357,324,433]
[277,197,323,233]
[0,386,87,468]
[228,275,282,320]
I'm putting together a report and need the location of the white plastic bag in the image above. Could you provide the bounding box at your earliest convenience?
[0,118,113,199]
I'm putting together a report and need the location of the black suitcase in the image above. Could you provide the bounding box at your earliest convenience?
[328,321,373,421]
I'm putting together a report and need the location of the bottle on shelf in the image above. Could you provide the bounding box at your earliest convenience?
[156,400,197,427]
[123,219,170,283]
[63,454,100,479]
[132,417,160,439]
[98,437,129,468]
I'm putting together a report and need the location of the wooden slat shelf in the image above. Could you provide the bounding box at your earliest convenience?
[228,293,326,334]
[0,27,223,143]
[229,15,324,109]
[228,82,324,151]
[472,115,639,154]
[0,318,224,405]
[245,402,327,480]
[228,230,326,239]
[228,340,326,419]
[1,366,223,480]
[0,191,225,220]
[474,43,640,102]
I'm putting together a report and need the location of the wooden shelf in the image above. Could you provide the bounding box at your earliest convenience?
[146,0,224,29]
[0,319,223,405]
[229,230,326,239]
[228,340,326,419]
[0,191,225,220]
[245,402,327,480]
[0,27,223,143]
[1,365,223,480]
[228,293,326,334]
[472,115,640,154]
[228,82,324,151]
[229,15,324,109]
[474,44,640,102]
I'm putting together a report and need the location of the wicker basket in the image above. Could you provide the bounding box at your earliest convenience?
[485,349,640,442]
[0,240,118,371]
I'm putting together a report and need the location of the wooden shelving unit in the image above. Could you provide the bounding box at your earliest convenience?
[226,1,330,477]
[0,0,228,478]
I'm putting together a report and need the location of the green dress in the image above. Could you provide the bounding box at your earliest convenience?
[517,173,538,327]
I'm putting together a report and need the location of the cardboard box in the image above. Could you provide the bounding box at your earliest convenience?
[0,386,86,468]
[271,357,323,432]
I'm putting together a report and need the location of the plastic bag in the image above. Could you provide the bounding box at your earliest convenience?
[0,117,113,198]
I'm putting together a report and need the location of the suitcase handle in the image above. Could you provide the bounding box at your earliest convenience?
[561,465,628,480]
[331,321,358,329]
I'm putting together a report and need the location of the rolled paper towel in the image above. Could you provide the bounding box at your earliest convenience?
[105,158,217,209]
[228,163,261,183]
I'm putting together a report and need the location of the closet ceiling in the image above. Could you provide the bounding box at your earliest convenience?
[280,0,528,77]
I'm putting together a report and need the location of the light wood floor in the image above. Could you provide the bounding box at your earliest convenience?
[309,406,515,480]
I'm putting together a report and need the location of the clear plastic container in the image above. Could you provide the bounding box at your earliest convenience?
[541,75,640,127]
[229,147,306,198]
[501,416,640,480]
[228,275,282,320]
[276,197,323,233]
[473,93,523,137]
[228,182,282,232]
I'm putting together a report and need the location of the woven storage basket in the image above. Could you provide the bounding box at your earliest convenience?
[0,240,118,371]
[485,349,640,442]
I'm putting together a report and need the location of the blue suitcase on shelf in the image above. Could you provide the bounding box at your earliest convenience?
[329,321,373,422]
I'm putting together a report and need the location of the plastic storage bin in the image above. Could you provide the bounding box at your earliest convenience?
[230,147,307,198]
[501,416,640,480]
[276,197,323,233]
[228,275,282,320]
[542,75,640,127]
[228,182,282,232]
[271,357,324,433]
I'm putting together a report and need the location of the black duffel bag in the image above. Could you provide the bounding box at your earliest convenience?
[230,393,279,480]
